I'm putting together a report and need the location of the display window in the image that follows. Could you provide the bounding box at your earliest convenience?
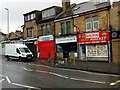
[86,44,108,57]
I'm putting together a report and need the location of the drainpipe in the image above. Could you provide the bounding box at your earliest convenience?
[53,20,57,65]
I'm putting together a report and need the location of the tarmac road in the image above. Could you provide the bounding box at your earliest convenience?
[0,56,120,89]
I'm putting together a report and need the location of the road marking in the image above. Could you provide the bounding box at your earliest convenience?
[0,75,11,83]
[0,79,5,83]
[110,80,120,86]
[27,69,34,72]
[70,78,106,84]
[28,63,119,77]
[12,83,40,89]
[5,76,11,83]
[49,72,68,79]
[23,67,27,71]
[36,70,48,74]
[54,68,119,77]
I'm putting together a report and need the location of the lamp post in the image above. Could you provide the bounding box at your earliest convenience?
[5,8,9,40]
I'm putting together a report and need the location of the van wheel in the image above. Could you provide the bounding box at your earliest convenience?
[19,57,22,62]
[6,56,10,61]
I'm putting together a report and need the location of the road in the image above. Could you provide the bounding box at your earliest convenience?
[0,56,120,89]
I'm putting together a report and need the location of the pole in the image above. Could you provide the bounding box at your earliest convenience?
[5,8,9,40]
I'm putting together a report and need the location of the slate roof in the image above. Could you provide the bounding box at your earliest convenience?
[56,1,111,20]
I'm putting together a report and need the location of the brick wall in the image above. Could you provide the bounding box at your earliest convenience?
[23,20,38,39]
[112,39,120,64]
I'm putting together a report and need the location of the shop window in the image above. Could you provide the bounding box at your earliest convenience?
[86,44,108,57]
[66,21,71,34]
[61,22,65,35]
[27,28,33,37]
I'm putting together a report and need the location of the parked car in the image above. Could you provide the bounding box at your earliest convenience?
[5,44,33,61]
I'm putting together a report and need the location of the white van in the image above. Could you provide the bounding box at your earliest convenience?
[5,44,33,61]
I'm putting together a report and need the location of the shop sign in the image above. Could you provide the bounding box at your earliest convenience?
[38,35,53,41]
[111,31,120,39]
[56,36,77,44]
[78,31,109,44]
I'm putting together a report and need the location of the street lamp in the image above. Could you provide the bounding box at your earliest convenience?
[5,8,9,40]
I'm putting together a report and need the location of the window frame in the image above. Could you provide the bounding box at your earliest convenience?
[66,21,71,34]
[27,28,33,37]
[61,22,65,35]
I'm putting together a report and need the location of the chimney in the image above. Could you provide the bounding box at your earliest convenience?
[62,0,71,11]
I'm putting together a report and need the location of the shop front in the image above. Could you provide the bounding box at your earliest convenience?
[23,38,37,58]
[78,31,110,61]
[56,35,77,59]
[38,35,54,59]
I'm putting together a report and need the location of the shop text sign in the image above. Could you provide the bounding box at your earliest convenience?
[38,35,53,41]
[56,36,77,44]
[78,32,109,44]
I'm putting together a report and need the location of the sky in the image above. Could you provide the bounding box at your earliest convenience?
[0,0,117,34]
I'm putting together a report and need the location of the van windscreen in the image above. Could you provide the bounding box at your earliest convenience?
[19,48,30,53]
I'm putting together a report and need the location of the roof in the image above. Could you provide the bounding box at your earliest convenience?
[23,10,41,16]
[41,6,61,11]
[56,1,111,20]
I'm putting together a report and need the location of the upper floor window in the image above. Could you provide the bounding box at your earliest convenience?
[93,16,99,30]
[27,28,32,37]
[31,13,35,20]
[61,22,65,35]
[42,8,55,19]
[28,15,31,21]
[86,16,99,31]
[42,25,46,35]
[66,21,71,34]
[24,13,36,22]
[46,24,50,34]
[86,17,92,31]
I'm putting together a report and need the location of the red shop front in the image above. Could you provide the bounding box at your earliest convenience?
[38,35,54,59]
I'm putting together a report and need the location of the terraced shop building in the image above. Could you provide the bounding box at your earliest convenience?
[55,0,111,62]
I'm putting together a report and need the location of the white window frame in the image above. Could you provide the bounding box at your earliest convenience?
[86,22,92,31]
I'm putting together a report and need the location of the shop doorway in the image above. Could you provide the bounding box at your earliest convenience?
[79,45,86,60]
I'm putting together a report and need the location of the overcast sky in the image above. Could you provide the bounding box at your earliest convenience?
[0,0,117,34]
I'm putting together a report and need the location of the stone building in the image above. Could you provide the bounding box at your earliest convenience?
[55,0,111,61]
[110,1,120,64]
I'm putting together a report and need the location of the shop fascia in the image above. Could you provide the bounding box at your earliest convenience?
[38,35,54,41]
[56,36,77,44]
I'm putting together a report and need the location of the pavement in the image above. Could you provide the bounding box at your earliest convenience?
[33,58,120,75]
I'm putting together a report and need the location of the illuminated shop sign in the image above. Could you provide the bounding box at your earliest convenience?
[78,31,109,44]
[56,36,77,44]
[38,35,53,41]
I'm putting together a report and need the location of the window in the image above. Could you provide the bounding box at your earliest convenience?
[16,48,21,54]
[86,16,99,31]
[27,28,32,37]
[31,13,35,20]
[28,15,31,21]
[46,24,50,34]
[42,25,46,35]
[66,21,71,34]
[24,16,28,22]
[61,22,65,35]
[86,17,92,31]
[86,44,108,57]
[93,16,98,30]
